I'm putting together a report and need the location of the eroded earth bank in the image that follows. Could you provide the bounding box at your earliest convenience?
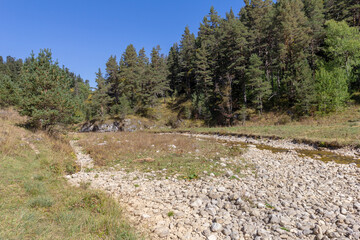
[66,133,360,240]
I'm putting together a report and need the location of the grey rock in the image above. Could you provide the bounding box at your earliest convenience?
[269,214,280,224]
[202,229,211,237]
[190,198,203,208]
[230,231,241,240]
[226,170,234,177]
[340,207,347,215]
[250,209,261,217]
[222,228,232,236]
[257,203,266,209]
[280,216,292,226]
[354,202,360,210]
[211,223,222,232]
[207,235,217,240]
[208,192,219,199]
[303,229,312,236]
[243,224,256,235]
[154,227,169,238]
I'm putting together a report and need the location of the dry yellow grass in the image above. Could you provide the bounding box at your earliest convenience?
[77,132,247,179]
[171,106,360,147]
[0,108,140,240]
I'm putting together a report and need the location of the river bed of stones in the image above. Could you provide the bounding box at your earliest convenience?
[66,134,360,240]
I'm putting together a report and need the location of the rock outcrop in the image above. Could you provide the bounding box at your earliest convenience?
[79,118,153,132]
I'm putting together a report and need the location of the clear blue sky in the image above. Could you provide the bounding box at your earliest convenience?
[0,0,245,87]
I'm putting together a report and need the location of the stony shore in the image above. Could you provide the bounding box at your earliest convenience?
[66,135,360,240]
[171,133,360,159]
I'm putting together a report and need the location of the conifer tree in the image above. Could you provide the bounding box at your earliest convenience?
[294,57,316,113]
[274,0,311,107]
[167,43,181,95]
[178,26,196,97]
[149,45,169,100]
[91,68,112,119]
[325,0,360,28]
[198,6,221,80]
[136,47,153,114]
[303,0,325,69]
[245,0,275,83]
[216,10,248,125]
[194,44,212,118]
[119,44,139,109]
[246,54,271,114]
[19,49,80,128]
[0,73,20,107]
[105,55,120,106]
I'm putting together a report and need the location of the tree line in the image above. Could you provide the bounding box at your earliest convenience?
[165,0,360,125]
[1,0,360,128]
[0,50,91,128]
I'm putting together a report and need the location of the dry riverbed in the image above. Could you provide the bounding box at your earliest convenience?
[66,133,360,240]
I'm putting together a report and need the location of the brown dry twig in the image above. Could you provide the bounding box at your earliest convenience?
[132,157,155,163]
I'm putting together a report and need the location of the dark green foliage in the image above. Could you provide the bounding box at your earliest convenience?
[316,64,349,112]
[91,44,170,118]
[149,46,170,100]
[246,54,271,114]
[163,1,360,124]
[275,0,311,106]
[120,44,139,109]
[167,43,181,95]
[18,49,83,128]
[215,11,248,125]
[0,51,90,127]
[105,55,121,105]
[88,69,112,119]
[0,73,20,107]
[194,44,212,119]
[315,20,360,112]
[325,0,360,28]
[0,56,23,107]
[3,1,360,127]
[303,0,325,69]
[178,26,196,97]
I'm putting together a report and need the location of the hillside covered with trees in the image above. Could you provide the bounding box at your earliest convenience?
[1,0,360,129]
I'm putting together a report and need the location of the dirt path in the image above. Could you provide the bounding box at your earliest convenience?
[22,137,40,155]
[69,140,94,171]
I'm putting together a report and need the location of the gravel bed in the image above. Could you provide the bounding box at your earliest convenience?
[67,138,360,240]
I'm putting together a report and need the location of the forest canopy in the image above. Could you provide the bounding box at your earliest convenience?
[1,0,360,128]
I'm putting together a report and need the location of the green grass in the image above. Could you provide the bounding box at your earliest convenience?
[170,106,360,147]
[180,124,359,145]
[0,110,140,240]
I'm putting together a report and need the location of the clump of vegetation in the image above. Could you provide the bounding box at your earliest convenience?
[167,211,174,217]
[77,132,246,179]
[24,182,45,196]
[265,203,275,209]
[28,196,54,208]
[280,227,290,232]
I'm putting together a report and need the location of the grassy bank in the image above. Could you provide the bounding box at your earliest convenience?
[0,109,139,240]
[169,106,360,147]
